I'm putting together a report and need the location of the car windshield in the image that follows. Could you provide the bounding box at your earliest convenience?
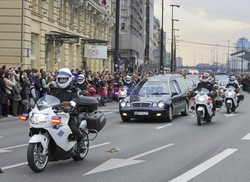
[133,80,170,97]
[186,80,194,89]
[36,95,60,110]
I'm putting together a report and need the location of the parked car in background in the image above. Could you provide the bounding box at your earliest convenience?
[119,75,189,122]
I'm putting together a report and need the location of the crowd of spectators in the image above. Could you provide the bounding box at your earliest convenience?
[0,64,164,118]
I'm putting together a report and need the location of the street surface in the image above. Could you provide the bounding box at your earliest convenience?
[1,94,250,182]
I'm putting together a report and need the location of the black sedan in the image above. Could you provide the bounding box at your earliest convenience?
[119,75,189,122]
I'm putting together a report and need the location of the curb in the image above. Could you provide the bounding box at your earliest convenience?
[0,117,18,122]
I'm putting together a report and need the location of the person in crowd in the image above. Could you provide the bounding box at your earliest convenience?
[0,69,7,118]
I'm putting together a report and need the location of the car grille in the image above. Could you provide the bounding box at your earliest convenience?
[132,102,151,108]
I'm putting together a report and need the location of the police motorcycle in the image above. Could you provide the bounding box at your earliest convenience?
[191,88,222,126]
[20,95,106,173]
[222,86,244,114]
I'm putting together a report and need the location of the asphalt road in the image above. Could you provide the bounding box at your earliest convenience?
[1,94,250,182]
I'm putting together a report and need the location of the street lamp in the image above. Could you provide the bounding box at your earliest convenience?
[114,0,120,72]
[160,0,164,71]
[170,4,180,73]
[173,29,179,72]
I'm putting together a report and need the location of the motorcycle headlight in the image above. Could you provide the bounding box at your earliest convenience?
[158,101,165,108]
[227,92,233,96]
[120,101,126,107]
[30,113,49,125]
[152,103,158,107]
[197,97,206,102]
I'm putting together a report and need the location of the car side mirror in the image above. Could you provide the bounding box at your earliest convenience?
[171,92,178,97]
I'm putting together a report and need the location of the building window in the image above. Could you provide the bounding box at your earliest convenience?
[121,0,126,9]
[121,22,126,30]
[31,34,38,68]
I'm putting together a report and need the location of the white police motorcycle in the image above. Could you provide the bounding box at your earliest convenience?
[224,86,239,114]
[20,95,106,173]
[191,88,217,126]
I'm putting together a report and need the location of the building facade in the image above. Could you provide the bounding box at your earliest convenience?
[229,37,250,72]
[115,0,145,71]
[144,0,154,64]
[0,0,115,72]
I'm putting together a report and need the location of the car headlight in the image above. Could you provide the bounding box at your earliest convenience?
[152,103,158,107]
[158,101,165,108]
[120,101,126,107]
[197,97,206,102]
[30,113,49,125]
[126,102,131,107]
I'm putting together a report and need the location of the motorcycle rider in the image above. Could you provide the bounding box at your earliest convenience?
[226,76,240,92]
[225,76,241,104]
[49,68,85,148]
[74,74,87,95]
[123,76,135,95]
[193,72,217,115]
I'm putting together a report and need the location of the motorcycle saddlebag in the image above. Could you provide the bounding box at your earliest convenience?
[78,96,99,112]
[86,111,106,132]
[215,98,223,108]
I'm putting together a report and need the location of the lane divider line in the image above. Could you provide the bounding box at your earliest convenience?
[156,124,173,130]
[128,143,175,160]
[242,133,250,140]
[1,142,111,170]
[169,148,238,182]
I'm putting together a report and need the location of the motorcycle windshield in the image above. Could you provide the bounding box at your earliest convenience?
[36,95,60,110]
[227,86,236,90]
[196,88,210,95]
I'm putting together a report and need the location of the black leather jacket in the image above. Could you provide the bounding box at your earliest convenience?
[49,84,79,104]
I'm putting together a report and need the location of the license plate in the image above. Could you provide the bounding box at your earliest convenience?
[134,111,149,116]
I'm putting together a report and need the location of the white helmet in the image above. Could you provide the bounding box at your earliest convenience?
[229,76,236,84]
[124,76,132,84]
[56,68,72,89]
[77,74,85,84]
[199,73,210,83]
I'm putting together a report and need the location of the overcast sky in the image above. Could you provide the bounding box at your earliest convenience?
[154,0,250,66]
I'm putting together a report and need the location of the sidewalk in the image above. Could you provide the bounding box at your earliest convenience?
[98,101,119,112]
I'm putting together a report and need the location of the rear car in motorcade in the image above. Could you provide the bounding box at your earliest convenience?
[119,74,189,122]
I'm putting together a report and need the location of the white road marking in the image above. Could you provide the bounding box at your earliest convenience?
[0,144,28,154]
[224,113,238,118]
[242,133,250,140]
[191,115,195,118]
[156,124,173,130]
[170,148,238,182]
[0,136,3,139]
[128,143,175,160]
[2,162,28,170]
[89,142,111,149]
[1,142,111,170]
[84,143,174,176]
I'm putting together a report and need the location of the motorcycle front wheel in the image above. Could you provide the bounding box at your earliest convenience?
[27,143,48,173]
[226,107,231,114]
[197,116,202,126]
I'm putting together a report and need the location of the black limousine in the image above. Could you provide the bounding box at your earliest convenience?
[119,75,189,122]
